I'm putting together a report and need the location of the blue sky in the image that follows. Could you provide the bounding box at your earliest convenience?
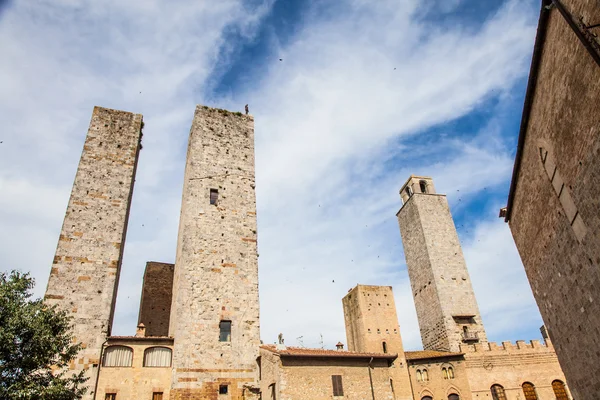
[0,0,544,350]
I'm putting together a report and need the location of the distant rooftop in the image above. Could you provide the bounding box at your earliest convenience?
[404,350,463,361]
[261,345,397,359]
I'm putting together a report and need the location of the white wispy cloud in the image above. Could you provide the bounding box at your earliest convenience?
[0,0,543,350]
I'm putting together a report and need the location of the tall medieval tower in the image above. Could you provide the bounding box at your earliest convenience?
[396,176,487,353]
[342,285,413,400]
[44,107,143,398]
[169,106,260,399]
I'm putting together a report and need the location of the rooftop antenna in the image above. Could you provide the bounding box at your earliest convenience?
[296,336,304,348]
[319,333,324,349]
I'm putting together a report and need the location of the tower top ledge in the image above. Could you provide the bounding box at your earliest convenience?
[399,175,438,205]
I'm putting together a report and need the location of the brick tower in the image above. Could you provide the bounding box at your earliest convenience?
[169,106,260,399]
[342,285,413,400]
[44,106,143,398]
[396,176,487,352]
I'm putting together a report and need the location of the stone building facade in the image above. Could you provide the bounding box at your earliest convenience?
[44,104,573,400]
[95,336,174,400]
[502,1,600,399]
[259,345,401,400]
[396,175,570,400]
[44,105,259,400]
[168,106,260,399]
[44,106,143,397]
[405,350,471,400]
[342,285,413,400]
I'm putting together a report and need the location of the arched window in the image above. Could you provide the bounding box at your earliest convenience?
[382,342,387,353]
[442,367,448,379]
[522,382,538,400]
[421,397,432,400]
[419,180,427,194]
[103,346,133,367]
[490,384,507,400]
[416,370,422,382]
[448,367,454,379]
[422,369,429,382]
[448,395,459,400]
[406,186,413,197]
[143,347,172,367]
[552,380,568,400]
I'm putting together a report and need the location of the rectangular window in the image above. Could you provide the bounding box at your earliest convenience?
[332,375,344,396]
[210,189,218,205]
[152,393,163,400]
[219,320,231,342]
[105,394,116,400]
[219,385,228,394]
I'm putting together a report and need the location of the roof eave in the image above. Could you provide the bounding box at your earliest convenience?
[505,0,552,222]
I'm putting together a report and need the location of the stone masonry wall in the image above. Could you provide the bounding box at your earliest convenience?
[138,262,174,337]
[407,356,471,400]
[507,1,600,398]
[44,106,142,399]
[259,348,282,400]
[397,178,487,353]
[279,357,397,400]
[342,285,414,400]
[169,106,259,399]
[96,338,173,400]
[460,340,570,399]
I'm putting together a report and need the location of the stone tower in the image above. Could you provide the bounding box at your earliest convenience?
[342,285,405,355]
[44,106,143,398]
[169,106,260,399]
[396,176,487,353]
[342,285,413,400]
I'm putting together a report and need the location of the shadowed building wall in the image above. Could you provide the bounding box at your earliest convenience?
[44,106,143,399]
[503,1,600,398]
[169,106,260,399]
[138,262,174,337]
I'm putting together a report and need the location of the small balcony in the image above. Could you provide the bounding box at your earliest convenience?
[461,332,479,342]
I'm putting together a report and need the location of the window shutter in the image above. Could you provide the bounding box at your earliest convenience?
[332,375,343,396]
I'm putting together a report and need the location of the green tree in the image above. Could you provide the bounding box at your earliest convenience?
[0,271,87,399]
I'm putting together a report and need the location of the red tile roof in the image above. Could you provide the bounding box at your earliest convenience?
[107,336,174,342]
[261,345,397,359]
[404,350,463,361]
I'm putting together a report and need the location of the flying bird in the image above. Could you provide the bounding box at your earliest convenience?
[279,58,283,61]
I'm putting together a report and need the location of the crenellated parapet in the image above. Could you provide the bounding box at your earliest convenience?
[459,338,554,354]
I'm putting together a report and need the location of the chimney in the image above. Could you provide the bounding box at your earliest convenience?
[336,342,344,351]
[136,323,146,337]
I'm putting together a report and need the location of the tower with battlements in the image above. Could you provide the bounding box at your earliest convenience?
[44,107,143,398]
[169,106,260,399]
[396,176,487,353]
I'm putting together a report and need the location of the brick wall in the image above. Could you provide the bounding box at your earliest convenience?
[407,356,471,400]
[460,340,570,399]
[44,106,143,398]
[169,106,260,399]
[507,1,600,398]
[138,262,174,337]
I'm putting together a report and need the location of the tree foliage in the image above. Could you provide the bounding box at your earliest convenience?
[0,271,87,399]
